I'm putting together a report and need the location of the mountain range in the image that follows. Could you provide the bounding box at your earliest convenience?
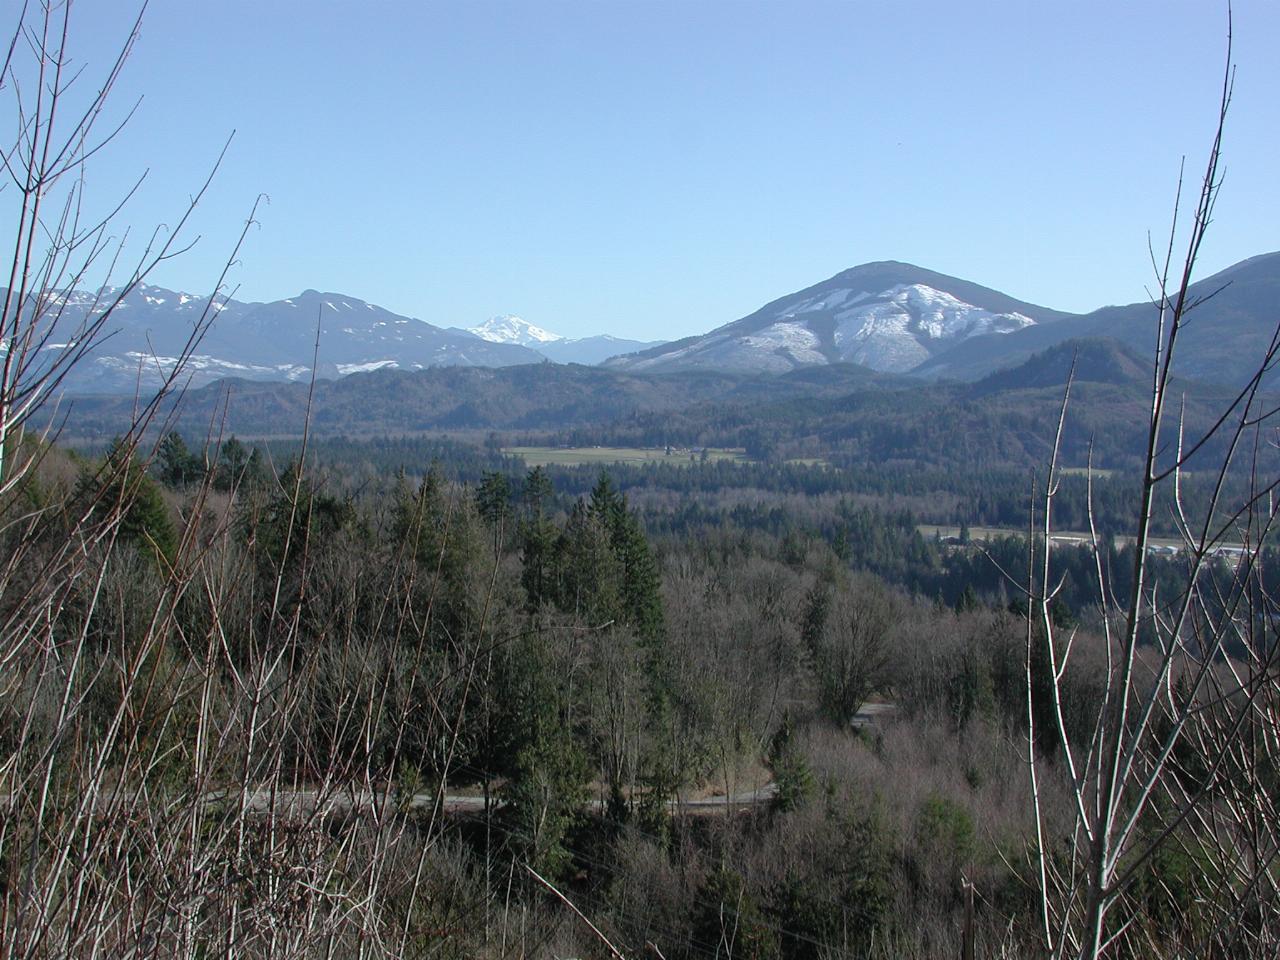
[16,250,1280,397]
[12,289,661,395]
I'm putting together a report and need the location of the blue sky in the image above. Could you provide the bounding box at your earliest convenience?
[47,1,1280,340]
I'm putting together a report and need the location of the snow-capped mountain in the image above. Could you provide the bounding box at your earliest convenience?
[460,316,665,365]
[607,262,1071,375]
[469,314,564,346]
[15,284,543,394]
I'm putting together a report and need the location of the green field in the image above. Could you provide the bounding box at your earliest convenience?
[1060,466,1117,478]
[917,524,1223,554]
[505,445,750,467]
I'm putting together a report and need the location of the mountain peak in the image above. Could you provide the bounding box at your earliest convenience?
[469,315,563,346]
[608,262,1058,375]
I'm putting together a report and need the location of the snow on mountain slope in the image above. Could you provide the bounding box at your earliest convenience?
[12,284,543,394]
[469,315,563,345]
[831,284,1033,370]
[608,262,1058,374]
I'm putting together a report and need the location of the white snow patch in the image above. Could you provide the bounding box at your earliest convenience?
[336,359,399,375]
[829,284,1035,372]
[775,287,868,318]
[469,314,563,345]
[111,351,275,374]
[740,322,826,365]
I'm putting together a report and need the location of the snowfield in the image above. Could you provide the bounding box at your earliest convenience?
[469,314,563,345]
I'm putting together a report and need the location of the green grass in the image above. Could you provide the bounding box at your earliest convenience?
[505,445,749,467]
[918,524,1037,543]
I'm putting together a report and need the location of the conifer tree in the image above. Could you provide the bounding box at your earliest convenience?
[519,467,558,610]
[155,432,203,489]
[553,498,623,625]
[521,464,554,516]
[500,631,588,877]
[475,470,511,529]
[76,440,177,564]
[213,436,249,491]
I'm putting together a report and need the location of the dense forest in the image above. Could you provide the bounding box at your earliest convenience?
[3,425,1274,958]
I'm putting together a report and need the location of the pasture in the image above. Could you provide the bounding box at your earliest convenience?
[505,445,749,467]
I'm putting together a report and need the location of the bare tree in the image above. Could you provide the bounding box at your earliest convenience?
[1025,17,1280,957]
[0,2,252,495]
[0,6,490,958]
[803,572,894,728]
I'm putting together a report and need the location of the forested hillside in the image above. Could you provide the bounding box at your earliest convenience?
[8,433,1268,958]
[57,337,1272,477]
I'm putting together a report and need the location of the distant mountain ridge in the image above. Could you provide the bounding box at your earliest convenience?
[914,251,1280,387]
[8,285,544,393]
[967,338,1152,397]
[16,287,660,394]
[462,314,665,365]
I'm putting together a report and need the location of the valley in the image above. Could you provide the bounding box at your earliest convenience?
[4,4,1279,959]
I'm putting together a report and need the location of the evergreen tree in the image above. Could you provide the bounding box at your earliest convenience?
[212,437,267,496]
[155,432,203,489]
[390,468,487,644]
[500,632,588,877]
[768,712,814,813]
[588,470,625,532]
[521,464,554,518]
[475,470,511,555]
[613,508,664,644]
[552,499,622,625]
[519,466,558,610]
[475,470,511,528]
[521,515,558,612]
[243,446,270,490]
[76,440,177,564]
[242,460,354,575]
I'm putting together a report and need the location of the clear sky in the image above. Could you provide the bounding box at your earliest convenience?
[38,1,1280,340]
